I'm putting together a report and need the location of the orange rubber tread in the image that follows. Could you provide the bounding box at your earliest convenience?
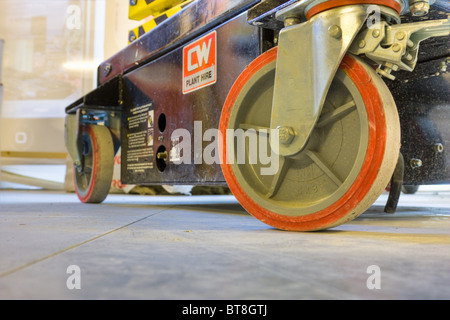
[305,0,402,20]
[219,47,388,231]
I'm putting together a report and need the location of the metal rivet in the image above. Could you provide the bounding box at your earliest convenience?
[328,25,342,39]
[103,64,112,77]
[410,158,423,169]
[396,31,405,40]
[392,43,402,52]
[433,143,444,153]
[358,40,366,48]
[372,29,381,38]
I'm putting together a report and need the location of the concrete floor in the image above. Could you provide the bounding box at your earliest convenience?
[0,187,449,300]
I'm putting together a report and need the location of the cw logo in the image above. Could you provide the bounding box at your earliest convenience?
[183,31,217,94]
[187,37,213,72]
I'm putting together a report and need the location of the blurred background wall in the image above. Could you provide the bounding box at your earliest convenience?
[0,0,139,190]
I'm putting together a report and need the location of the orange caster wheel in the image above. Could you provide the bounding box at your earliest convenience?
[74,125,114,203]
[219,47,401,231]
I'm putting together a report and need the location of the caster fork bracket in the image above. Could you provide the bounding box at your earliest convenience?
[271,5,372,157]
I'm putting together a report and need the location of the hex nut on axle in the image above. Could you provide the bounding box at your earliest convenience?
[277,126,296,145]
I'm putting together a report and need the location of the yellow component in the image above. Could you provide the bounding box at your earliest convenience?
[129,0,188,21]
[128,0,193,43]
[0,151,68,159]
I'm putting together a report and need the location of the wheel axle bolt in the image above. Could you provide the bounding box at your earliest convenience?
[277,126,296,145]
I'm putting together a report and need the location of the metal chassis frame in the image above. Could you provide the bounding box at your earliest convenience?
[64,0,450,188]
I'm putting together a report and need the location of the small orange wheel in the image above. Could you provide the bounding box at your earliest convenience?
[305,0,402,20]
[74,125,114,203]
[219,47,400,231]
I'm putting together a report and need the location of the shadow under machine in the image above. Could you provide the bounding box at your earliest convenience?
[64,0,450,231]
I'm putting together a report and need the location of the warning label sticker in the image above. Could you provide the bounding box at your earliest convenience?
[125,103,154,174]
[183,31,217,94]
